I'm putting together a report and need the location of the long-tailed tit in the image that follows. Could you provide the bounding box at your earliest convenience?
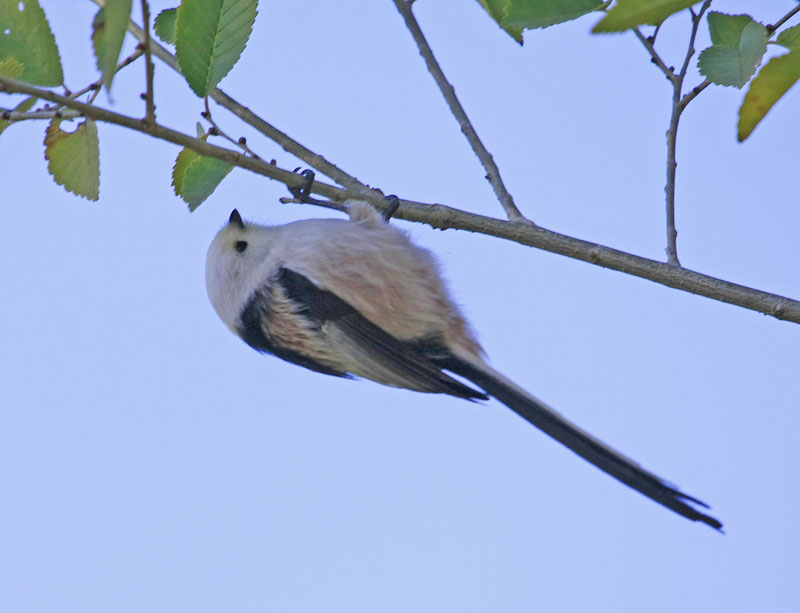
[206,200,722,530]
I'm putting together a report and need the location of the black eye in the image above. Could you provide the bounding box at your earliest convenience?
[235,240,248,253]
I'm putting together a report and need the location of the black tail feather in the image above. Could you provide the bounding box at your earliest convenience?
[443,356,723,531]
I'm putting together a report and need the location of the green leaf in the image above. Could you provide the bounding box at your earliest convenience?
[776,24,800,51]
[154,8,178,45]
[504,0,604,30]
[176,0,259,97]
[91,0,132,92]
[44,119,100,201]
[476,0,523,43]
[697,16,767,88]
[172,141,233,210]
[738,50,800,141]
[706,12,753,47]
[593,0,698,33]
[0,95,36,135]
[0,0,63,85]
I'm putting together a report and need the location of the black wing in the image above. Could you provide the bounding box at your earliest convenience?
[276,267,487,400]
[239,287,350,378]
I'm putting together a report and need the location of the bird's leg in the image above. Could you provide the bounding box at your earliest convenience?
[383,195,400,221]
[288,168,316,202]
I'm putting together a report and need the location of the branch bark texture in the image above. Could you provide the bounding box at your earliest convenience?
[2,74,797,325]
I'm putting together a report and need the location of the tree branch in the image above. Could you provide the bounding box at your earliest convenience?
[140,0,156,128]
[661,2,711,267]
[391,0,527,223]
[67,47,143,102]
[639,1,800,266]
[202,96,260,159]
[679,79,710,110]
[2,108,83,121]
[2,74,798,325]
[635,2,710,266]
[633,28,676,83]
[89,0,374,197]
[768,2,800,32]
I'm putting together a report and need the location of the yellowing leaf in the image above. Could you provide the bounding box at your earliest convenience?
[593,0,698,33]
[44,119,100,201]
[738,51,800,141]
[503,0,604,30]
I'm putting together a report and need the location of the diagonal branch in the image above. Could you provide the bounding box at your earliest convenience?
[769,2,800,31]
[89,0,374,197]
[391,0,527,223]
[633,28,675,82]
[2,75,798,325]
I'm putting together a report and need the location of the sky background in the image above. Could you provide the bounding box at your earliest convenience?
[1,1,799,611]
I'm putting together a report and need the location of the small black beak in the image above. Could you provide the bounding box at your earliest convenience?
[229,209,244,229]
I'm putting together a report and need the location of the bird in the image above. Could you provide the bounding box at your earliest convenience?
[205,199,722,531]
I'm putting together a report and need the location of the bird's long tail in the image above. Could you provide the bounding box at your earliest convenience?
[443,351,722,530]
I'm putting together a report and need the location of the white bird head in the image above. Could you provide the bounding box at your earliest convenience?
[205,209,276,333]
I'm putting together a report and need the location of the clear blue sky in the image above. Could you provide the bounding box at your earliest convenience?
[2,1,799,611]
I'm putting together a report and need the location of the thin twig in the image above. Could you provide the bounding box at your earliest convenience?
[677,0,800,112]
[663,1,711,266]
[208,89,376,196]
[634,2,710,265]
[69,47,144,102]
[769,2,800,32]
[633,28,675,82]
[89,0,373,196]
[678,2,709,82]
[642,0,800,266]
[663,101,681,265]
[279,195,348,213]
[203,96,261,158]
[391,0,527,223]
[679,79,710,110]
[2,74,799,325]
[1,109,83,121]
[140,0,156,127]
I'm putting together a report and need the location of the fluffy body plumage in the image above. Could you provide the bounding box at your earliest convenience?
[206,201,722,530]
